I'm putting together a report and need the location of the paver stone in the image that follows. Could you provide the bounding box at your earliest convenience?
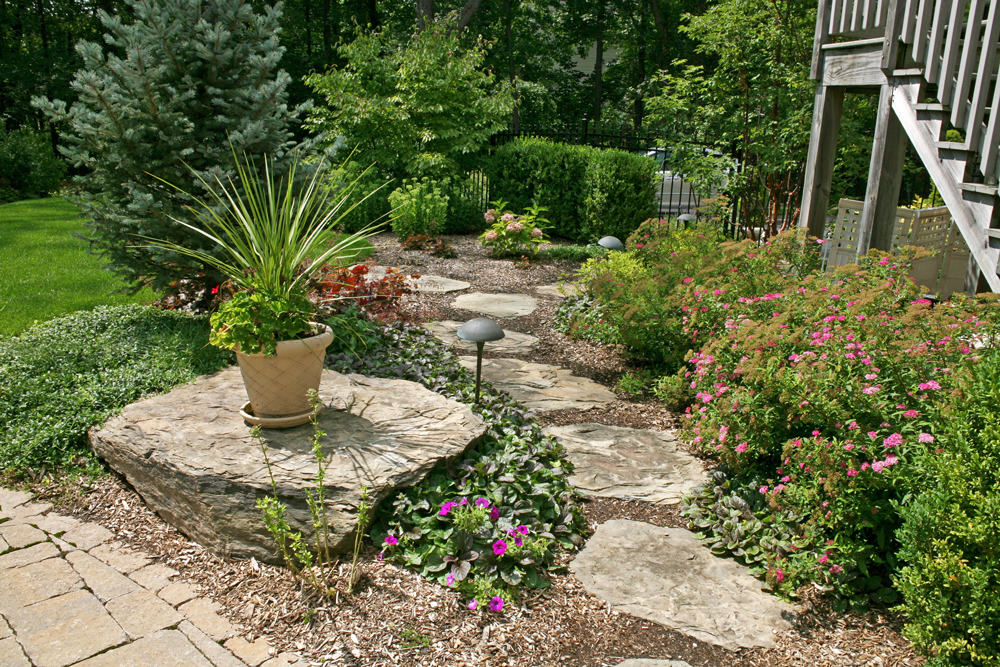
[89,541,152,573]
[72,629,214,667]
[60,522,113,550]
[452,292,538,318]
[65,550,140,602]
[224,636,273,666]
[180,598,238,642]
[28,513,80,536]
[106,588,183,638]
[158,582,199,606]
[0,636,30,667]
[178,621,246,667]
[130,562,179,591]
[0,557,83,612]
[0,542,59,570]
[5,589,127,667]
[424,320,538,354]
[457,357,616,412]
[0,489,33,512]
[0,524,46,550]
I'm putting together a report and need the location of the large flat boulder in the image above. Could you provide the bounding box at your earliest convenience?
[452,292,538,318]
[571,520,795,650]
[90,367,485,564]
[457,357,616,412]
[362,266,470,293]
[543,423,707,504]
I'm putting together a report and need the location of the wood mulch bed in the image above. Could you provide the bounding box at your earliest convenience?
[31,233,923,665]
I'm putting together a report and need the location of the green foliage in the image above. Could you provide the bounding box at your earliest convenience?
[895,351,1000,665]
[0,198,155,337]
[387,179,449,240]
[486,137,657,242]
[209,289,315,356]
[306,22,512,185]
[581,147,658,241]
[479,201,550,257]
[0,127,65,202]
[323,159,392,235]
[0,305,232,472]
[326,318,587,602]
[551,294,620,344]
[33,0,304,293]
[614,369,654,398]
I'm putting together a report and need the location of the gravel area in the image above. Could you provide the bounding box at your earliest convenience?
[28,232,923,666]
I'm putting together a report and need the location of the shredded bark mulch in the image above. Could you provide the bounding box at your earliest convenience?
[29,232,923,665]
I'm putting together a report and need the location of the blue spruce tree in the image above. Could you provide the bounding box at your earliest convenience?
[34,0,303,293]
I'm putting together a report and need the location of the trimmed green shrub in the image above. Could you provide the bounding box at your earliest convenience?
[582,148,658,241]
[387,179,449,240]
[487,138,656,242]
[0,305,232,472]
[895,350,1000,665]
[0,127,65,202]
[324,160,392,234]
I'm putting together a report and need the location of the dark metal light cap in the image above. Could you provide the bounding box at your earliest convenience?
[597,236,624,251]
[457,318,505,343]
[677,213,697,223]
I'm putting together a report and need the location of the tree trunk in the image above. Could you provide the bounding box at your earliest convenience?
[454,0,483,34]
[304,0,312,60]
[505,0,519,132]
[416,0,433,28]
[633,35,646,132]
[591,32,604,122]
[322,0,331,64]
[367,0,379,29]
[35,0,49,55]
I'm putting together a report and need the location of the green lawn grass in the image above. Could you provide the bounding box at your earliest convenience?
[0,198,156,337]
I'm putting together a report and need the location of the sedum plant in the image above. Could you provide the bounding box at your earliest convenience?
[142,149,384,355]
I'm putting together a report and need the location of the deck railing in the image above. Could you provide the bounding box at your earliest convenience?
[814,0,1000,183]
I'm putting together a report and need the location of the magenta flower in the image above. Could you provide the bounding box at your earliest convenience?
[847,469,858,477]
[475,497,490,508]
[871,461,884,473]
[377,551,384,561]
[384,535,398,546]
[445,573,455,586]
[468,600,478,610]
[735,442,747,453]
[516,525,529,535]
[489,507,499,521]
[818,554,828,564]
[830,564,844,574]
[883,433,903,448]
[759,485,769,494]
[918,432,934,443]
[492,539,507,556]
[902,409,919,418]
[775,569,785,582]
[489,596,504,611]
[439,502,458,516]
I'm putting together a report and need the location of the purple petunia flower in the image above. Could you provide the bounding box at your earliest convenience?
[475,497,490,508]
[445,573,455,586]
[489,596,504,611]
[492,539,507,556]
[440,501,458,516]
[489,507,499,521]
[384,535,398,546]
[516,525,529,535]
[468,600,478,610]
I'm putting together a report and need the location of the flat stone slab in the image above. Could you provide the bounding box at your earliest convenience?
[615,660,692,667]
[452,292,538,318]
[424,320,538,354]
[571,520,795,650]
[90,367,486,563]
[458,357,616,412]
[535,283,581,299]
[543,424,707,504]
[363,265,470,293]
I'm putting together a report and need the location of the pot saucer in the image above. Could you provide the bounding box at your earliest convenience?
[240,401,314,429]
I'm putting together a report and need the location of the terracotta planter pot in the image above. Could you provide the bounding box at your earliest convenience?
[235,323,333,428]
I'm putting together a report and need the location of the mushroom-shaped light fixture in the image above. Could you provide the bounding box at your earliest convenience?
[457,318,505,404]
[597,236,624,252]
[677,213,697,228]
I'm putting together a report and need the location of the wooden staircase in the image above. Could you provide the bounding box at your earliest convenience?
[800,0,1000,292]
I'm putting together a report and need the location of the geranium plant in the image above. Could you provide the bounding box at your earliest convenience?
[479,200,549,257]
[143,148,384,355]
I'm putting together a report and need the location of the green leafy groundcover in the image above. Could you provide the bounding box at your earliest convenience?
[324,316,587,605]
[0,305,233,472]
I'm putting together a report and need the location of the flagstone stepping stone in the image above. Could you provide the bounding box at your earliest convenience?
[362,265,470,293]
[452,292,538,318]
[535,283,581,299]
[457,357,616,412]
[542,423,707,504]
[571,520,795,650]
[424,320,538,354]
[91,367,486,564]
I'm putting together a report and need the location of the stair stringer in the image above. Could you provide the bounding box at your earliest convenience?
[890,80,1000,292]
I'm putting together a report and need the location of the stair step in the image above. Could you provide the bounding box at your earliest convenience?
[892,68,925,79]
[821,37,885,51]
[962,182,998,197]
[915,102,946,113]
[939,140,973,153]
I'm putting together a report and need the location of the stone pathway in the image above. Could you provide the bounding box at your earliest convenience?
[424,320,539,354]
[543,423,707,504]
[451,292,538,318]
[534,282,580,299]
[363,266,471,293]
[571,520,795,650]
[457,356,616,412]
[0,488,296,667]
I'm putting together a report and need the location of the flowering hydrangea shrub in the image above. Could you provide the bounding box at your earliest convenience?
[679,249,1000,599]
[479,200,549,257]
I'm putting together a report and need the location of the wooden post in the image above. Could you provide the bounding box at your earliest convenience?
[858,83,907,252]
[799,83,845,237]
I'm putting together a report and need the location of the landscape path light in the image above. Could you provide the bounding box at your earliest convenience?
[677,213,696,228]
[457,317,505,404]
[597,236,624,251]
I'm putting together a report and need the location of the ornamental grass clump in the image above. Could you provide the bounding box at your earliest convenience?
[142,148,384,355]
[679,248,1000,601]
